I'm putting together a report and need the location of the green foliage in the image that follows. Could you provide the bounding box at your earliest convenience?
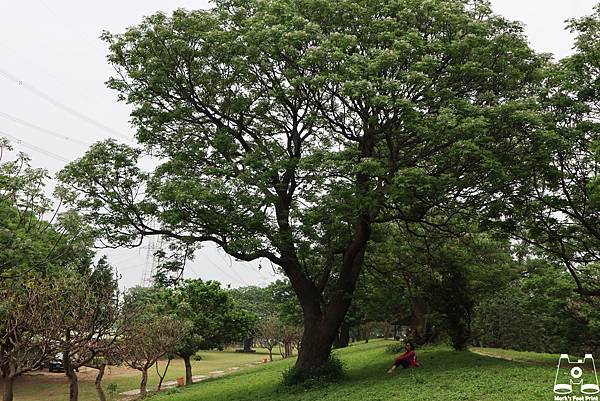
[472,261,600,354]
[230,280,302,327]
[504,5,600,296]
[281,355,345,388]
[106,383,118,401]
[358,222,517,347]
[59,0,555,373]
[0,141,95,280]
[385,343,406,355]
[173,279,258,357]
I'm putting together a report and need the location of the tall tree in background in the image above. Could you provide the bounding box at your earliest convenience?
[60,0,548,374]
[510,5,600,296]
[0,139,92,281]
[172,279,256,385]
[0,143,104,401]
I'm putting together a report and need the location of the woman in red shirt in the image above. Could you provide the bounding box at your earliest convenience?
[387,341,419,373]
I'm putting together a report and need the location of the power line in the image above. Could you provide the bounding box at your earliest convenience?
[37,0,100,48]
[0,66,135,144]
[201,251,248,286]
[0,129,69,163]
[0,110,92,147]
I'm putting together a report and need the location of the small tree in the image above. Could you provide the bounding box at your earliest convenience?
[120,290,187,398]
[85,346,123,401]
[279,325,302,359]
[0,139,94,281]
[0,276,65,401]
[155,352,174,391]
[58,259,121,401]
[172,279,256,385]
[257,315,283,362]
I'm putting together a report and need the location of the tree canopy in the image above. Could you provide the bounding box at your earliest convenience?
[59,0,552,373]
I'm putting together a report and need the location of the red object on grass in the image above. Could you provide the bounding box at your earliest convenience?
[394,350,420,368]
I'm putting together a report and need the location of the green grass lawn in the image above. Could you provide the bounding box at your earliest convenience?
[150,340,560,401]
[470,347,567,366]
[6,348,282,401]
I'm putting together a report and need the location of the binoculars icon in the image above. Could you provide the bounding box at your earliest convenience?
[554,354,599,395]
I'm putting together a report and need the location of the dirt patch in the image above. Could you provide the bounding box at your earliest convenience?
[18,365,138,385]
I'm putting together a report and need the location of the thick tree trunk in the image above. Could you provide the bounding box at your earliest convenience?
[139,369,148,398]
[295,311,342,372]
[2,376,15,401]
[268,348,273,362]
[183,355,193,386]
[296,327,336,371]
[242,338,254,352]
[95,364,107,401]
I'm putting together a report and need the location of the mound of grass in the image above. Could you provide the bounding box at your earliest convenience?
[281,355,345,387]
[149,340,558,401]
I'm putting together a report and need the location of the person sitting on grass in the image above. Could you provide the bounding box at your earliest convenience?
[387,341,419,373]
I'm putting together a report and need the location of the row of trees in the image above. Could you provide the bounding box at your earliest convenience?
[230,281,303,360]
[344,223,600,354]
[0,140,258,401]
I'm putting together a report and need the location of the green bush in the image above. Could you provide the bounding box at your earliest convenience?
[385,343,405,354]
[281,356,345,387]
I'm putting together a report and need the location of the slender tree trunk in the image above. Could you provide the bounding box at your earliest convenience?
[183,355,193,386]
[95,364,107,401]
[268,347,273,362]
[411,297,429,345]
[139,368,148,397]
[156,358,171,391]
[63,348,78,401]
[338,321,350,348]
[383,321,391,339]
[2,376,15,401]
[284,341,292,358]
[65,367,78,401]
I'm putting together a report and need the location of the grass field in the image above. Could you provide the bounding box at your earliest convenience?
[149,340,562,401]
[4,348,283,401]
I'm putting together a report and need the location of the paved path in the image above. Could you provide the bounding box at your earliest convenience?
[119,366,249,396]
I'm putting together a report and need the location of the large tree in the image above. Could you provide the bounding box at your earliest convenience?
[59,0,547,373]
[509,6,600,296]
[0,139,92,281]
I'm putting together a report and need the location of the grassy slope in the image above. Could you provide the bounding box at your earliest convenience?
[8,349,282,401]
[150,340,557,401]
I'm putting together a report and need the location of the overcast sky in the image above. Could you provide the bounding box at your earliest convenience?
[0,0,597,289]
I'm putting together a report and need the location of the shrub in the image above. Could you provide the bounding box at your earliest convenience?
[385,343,405,354]
[281,356,345,387]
